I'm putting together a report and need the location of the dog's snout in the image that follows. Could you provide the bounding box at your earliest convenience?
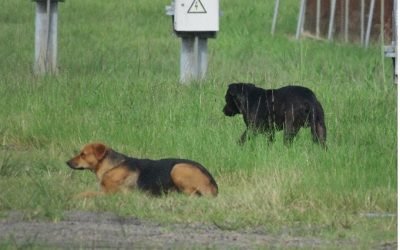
[223,106,235,116]
[66,160,76,169]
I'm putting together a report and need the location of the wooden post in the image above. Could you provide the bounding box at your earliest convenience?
[34,0,59,75]
[296,0,306,39]
[328,0,337,41]
[271,0,280,35]
[365,0,376,47]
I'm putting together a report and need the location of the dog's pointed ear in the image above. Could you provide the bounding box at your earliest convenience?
[93,143,107,160]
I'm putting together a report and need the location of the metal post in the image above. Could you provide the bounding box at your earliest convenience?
[384,0,397,83]
[361,0,365,45]
[271,0,280,35]
[316,0,321,37]
[197,37,208,79]
[328,0,337,41]
[380,0,384,45]
[394,0,398,83]
[296,0,307,39]
[394,0,398,42]
[344,0,349,42]
[365,0,375,47]
[34,0,58,75]
[180,37,197,83]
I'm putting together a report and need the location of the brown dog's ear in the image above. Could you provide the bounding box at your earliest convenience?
[93,143,107,160]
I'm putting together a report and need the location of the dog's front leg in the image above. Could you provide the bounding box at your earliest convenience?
[283,124,300,145]
[73,191,104,199]
[238,129,249,145]
[266,130,275,144]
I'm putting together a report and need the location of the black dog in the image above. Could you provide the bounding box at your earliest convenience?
[223,83,327,147]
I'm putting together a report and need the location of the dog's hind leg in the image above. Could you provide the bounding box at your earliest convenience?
[310,104,327,148]
[311,122,327,149]
[171,163,218,197]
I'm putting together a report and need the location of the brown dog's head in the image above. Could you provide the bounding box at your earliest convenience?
[223,83,254,116]
[66,143,108,171]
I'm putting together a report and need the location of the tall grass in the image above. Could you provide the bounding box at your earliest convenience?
[0,0,396,244]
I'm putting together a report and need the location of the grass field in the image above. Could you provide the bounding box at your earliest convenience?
[0,0,397,247]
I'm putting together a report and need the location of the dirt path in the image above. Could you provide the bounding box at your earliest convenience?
[0,211,394,249]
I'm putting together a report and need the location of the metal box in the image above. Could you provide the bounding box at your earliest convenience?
[174,0,219,32]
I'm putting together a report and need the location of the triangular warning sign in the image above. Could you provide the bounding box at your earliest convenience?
[187,0,207,14]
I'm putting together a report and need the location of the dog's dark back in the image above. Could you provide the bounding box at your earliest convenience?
[125,157,218,195]
[223,83,327,146]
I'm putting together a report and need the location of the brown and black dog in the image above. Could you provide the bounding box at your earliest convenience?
[223,83,327,147]
[66,143,218,198]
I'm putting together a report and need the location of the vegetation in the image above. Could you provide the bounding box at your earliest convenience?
[0,0,396,246]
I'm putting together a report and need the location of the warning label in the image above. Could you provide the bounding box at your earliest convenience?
[187,0,207,13]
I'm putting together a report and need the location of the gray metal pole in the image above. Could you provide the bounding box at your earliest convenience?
[271,0,280,35]
[180,36,197,83]
[328,0,337,41]
[316,0,321,37]
[296,0,306,39]
[394,0,398,46]
[344,0,349,42]
[34,0,58,75]
[395,0,398,83]
[365,0,375,47]
[361,0,365,45]
[380,0,384,46]
[197,37,208,79]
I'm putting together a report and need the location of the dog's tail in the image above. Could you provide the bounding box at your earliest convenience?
[310,100,327,149]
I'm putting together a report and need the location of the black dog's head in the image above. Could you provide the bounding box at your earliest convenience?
[223,83,255,116]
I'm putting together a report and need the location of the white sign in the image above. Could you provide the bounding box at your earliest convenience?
[188,0,207,14]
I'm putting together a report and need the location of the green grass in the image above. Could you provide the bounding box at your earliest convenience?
[0,0,396,246]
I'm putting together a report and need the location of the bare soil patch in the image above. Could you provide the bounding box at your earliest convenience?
[0,211,395,249]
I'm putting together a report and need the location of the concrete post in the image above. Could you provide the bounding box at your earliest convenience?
[197,37,208,79]
[180,36,209,83]
[34,0,59,75]
[180,37,197,83]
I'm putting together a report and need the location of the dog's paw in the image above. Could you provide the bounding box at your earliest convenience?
[73,191,104,199]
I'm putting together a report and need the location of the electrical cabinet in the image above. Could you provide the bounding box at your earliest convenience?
[174,0,219,32]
